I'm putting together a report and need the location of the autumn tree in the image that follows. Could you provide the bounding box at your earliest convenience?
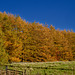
[0,11,75,63]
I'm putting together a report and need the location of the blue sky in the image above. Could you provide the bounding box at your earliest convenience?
[0,0,75,32]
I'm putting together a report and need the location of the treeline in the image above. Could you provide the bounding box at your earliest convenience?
[0,12,75,64]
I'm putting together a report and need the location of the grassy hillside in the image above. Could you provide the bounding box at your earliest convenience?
[4,61,75,75]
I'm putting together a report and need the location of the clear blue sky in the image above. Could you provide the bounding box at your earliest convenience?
[0,0,75,32]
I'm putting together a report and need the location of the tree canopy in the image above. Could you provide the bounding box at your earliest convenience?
[0,12,75,64]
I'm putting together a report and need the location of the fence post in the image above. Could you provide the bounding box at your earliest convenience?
[25,69,26,75]
[6,65,8,75]
[0,70,2,75]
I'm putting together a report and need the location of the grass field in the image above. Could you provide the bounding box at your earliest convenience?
[7,61,75,75]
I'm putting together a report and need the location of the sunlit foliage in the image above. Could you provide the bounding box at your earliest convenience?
[0,12,75,64]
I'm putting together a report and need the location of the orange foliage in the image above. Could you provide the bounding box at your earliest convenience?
[0,11,75,63]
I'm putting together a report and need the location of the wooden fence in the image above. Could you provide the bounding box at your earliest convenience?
[0,65,24,75]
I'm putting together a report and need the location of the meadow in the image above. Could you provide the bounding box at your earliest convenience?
[4,61,74,75]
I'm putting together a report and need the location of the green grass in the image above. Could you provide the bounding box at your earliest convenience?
[1,61,75,75]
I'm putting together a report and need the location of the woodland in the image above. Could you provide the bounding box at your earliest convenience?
[0,12,75,64]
